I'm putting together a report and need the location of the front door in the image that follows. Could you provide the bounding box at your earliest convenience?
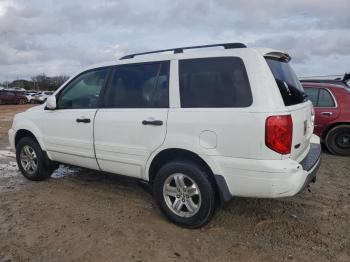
[94,61,170,178]
[36,68,109,170]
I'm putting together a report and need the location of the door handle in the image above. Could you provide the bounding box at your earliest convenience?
[142,120,163,126]
[321,112,332,116]
[76,118,91,123]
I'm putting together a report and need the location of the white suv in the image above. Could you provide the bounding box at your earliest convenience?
[8,43,321,228]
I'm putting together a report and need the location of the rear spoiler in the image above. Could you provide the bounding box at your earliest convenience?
[264,52,291,62]
[343,73,350,83]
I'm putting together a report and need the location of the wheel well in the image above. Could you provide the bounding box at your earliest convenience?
[148,148,222,204]
[323,122,350,139]
[149,148,214,182]
[15,129,38,147]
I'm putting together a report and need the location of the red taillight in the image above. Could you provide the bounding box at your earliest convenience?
[265,115,293,155]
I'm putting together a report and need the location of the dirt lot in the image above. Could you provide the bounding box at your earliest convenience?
[0,104,349,262]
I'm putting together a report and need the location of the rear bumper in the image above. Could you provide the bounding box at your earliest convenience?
[213,135,322,202]
[297,143,321,194]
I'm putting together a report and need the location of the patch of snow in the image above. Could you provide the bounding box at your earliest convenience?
[0,161,19,178]
[52,165,80,178]
[0,149,15,159]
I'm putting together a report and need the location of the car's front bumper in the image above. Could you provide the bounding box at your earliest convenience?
[213,135,322,201]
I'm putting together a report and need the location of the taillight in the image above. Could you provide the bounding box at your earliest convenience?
[265,115,293,154]
[311,107,315,126]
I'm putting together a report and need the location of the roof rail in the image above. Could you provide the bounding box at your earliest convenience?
[120,43,247,60]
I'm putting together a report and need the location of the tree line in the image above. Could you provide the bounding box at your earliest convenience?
[0,74,70,91]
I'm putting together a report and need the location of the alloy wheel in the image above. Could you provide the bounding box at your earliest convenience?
[163,173,202,218]
[20,145,38,175]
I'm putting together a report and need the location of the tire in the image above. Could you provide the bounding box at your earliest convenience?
[19,99,26,104]
[153,160,216,228]
[16,137,56,181]
[325,125,350,156]
[0,99,3,105]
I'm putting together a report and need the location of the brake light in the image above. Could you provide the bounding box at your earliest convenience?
[265,115,293,154]
[311,107,315,126]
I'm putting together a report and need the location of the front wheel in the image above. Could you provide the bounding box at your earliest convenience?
[16,137,56,180]
[153,160,216,228]
[325,125,350,156]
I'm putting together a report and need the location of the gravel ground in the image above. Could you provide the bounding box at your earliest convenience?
[0,104,349,262]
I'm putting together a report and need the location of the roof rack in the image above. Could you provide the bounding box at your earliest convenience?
[120,43,247,60]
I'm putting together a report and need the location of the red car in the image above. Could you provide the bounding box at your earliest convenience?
[303,82,350,156]
[0,90,27,105]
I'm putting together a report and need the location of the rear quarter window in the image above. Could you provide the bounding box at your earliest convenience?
[179,57,252,108]
[318,89,335,107]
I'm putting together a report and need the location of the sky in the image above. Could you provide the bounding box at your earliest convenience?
[0,0,349,82]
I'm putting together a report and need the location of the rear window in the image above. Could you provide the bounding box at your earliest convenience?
[179,57,252,108]
[266,58,306,106]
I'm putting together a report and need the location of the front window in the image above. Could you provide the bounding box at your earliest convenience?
[57,68,108,109]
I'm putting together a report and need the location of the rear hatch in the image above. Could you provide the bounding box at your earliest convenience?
[265,54,313,161]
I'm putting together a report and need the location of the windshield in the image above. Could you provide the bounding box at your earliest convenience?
[266,58,306,106]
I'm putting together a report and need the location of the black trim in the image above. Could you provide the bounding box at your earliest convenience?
[42,151,59,170]
[297,143,322,194]
[120,43,246,59]
[299,143,322,172]
[214,174,233,206]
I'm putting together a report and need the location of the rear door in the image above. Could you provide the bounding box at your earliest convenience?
[266,57,312,161]
[312,88,340,136]
[94,61,170,178]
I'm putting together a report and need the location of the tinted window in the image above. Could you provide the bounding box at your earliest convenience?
[179,57,252,108]
[318,89,335,107]
[105,62,169,108]
[304,88,319,105]
[266,58,306,106]
[57,68,108,109]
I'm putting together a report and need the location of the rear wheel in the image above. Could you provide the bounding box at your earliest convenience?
[153,160,216,228]
[325,125,350,156]
[16,137,56,180]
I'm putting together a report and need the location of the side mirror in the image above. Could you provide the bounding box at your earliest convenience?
[46,95,57,110]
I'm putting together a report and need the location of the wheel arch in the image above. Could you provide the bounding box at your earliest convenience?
[322,122,350,139]
[14,128,46,151]
[146,148,232,206]
[148,148,215,183]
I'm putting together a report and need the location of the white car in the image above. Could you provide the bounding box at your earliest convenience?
[25,92,38,103]
[8,43,321,228]
[34,91,54,103]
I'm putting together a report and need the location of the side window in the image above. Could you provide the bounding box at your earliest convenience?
[179,57,252,108]
[105,61,169,108]
[57,68,108,109]
[304,88,319,106]
[318,89,335,107]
